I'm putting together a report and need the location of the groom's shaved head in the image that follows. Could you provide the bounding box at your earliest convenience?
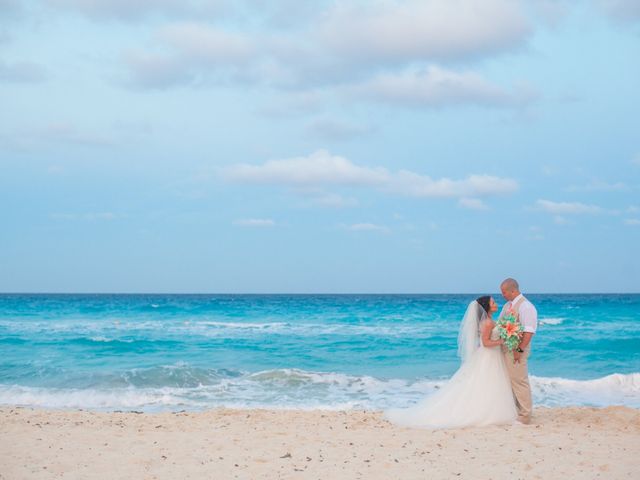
[500,278,520,301]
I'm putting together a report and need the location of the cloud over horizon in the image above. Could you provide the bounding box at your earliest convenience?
[221,150,519,203]
[317,0,531,63]
[349,66,536,108]
[117,0,536,111]
[535,199,605,215]
[45,0,214,21]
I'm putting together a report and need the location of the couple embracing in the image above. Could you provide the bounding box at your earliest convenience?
[386,278,537,429]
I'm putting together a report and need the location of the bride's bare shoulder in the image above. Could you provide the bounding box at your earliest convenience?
[480,318,496,329]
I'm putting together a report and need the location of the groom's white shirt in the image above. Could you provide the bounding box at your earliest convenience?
[509,294,538,334]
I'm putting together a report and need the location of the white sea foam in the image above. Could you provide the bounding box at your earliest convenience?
[88,336,134,343]
[0,385,182,411]
[170,321,440,338]
[197,321,290,329]
[1,371,637,412]
[539,317,565,326]
[0,319,442,338]
[531,373,640,407]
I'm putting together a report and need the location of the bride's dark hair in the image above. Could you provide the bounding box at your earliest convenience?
[475,295,491,314]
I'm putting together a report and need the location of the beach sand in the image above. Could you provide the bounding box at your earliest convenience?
[1,406,638,479]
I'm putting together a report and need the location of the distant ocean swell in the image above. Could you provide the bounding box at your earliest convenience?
[0,319,447,338]
[1,366,638,412]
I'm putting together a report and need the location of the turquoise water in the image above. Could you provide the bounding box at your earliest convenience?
[0,294,638,411]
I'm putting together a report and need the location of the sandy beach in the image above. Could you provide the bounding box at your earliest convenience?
[1,406,638,479]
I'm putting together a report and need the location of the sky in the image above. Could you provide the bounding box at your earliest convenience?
[1,0,639,294]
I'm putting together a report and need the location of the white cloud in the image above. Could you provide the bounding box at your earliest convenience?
[124,41,535,110]
[45,0,320,24]
[222,150,519,201]
[158,23,255,63]
[1,122,118,151]
[347,223,390,233]
[349,66,536,108]
[632,154,640,166]
[458,197,489,210]
[222,150,388,186]
[0,59,47,83]
[121,22,276,89]
[536,199,604,215]
[117,1,538,111]
[624,218,640,226]
[45,0,219,21]
[317,0,531,63]
[566,180,629,192]
[388,171,518,198]
[122,23,256,89]
[232,218,276,227]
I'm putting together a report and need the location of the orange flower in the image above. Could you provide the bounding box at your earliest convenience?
[504,322,520,337]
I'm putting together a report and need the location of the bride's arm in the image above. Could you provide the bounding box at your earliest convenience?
[481,321,503,347]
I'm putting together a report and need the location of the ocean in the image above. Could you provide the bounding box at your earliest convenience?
[0,294,638,412]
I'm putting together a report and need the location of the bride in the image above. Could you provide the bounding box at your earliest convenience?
[385,296,517,429]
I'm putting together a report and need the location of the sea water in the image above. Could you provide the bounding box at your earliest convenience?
[0,294,638,411]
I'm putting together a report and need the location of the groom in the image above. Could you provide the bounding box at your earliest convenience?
[500,278,538,425]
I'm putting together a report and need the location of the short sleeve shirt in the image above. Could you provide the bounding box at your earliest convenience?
[512,294,537,334]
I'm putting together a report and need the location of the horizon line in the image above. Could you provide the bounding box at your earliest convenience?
[1,291,639,295]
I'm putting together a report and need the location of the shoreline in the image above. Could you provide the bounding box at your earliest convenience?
[2,406,638,479]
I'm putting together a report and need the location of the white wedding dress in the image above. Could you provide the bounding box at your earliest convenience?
[385,301,517,429]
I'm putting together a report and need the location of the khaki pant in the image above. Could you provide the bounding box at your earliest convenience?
[503,345,532,422]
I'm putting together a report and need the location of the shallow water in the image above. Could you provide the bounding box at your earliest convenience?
[1,294,638,411]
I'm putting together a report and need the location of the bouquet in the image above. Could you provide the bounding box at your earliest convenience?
[497,309,524,357]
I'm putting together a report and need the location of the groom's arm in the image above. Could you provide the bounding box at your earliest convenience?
[513,332,533,362]
[519,332,533,350]
[515,302,537,356]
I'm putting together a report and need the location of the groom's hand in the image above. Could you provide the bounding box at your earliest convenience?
[513,351,522,363]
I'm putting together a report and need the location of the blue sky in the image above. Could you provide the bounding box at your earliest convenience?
[1,0,639,293]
